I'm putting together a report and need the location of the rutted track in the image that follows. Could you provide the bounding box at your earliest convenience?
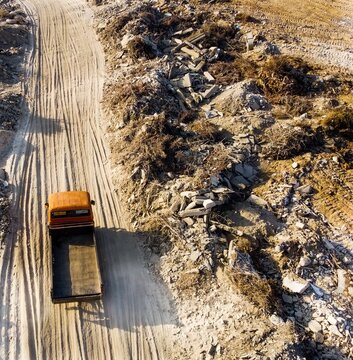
[0,1,175,359]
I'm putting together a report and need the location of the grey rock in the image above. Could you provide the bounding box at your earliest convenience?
[179,208,211,218]
[234,163,256,179]
[246,194,268,207]
[282,293,294,304]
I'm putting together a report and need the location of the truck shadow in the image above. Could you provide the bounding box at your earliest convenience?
[70,227,179,332]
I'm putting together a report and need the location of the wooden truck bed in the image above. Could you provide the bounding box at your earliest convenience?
[50,227,102,303]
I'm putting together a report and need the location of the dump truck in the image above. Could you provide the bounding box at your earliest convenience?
[45,191,103,303]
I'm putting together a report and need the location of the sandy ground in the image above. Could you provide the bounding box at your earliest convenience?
[0,0,178,359]
[238,0,353,71]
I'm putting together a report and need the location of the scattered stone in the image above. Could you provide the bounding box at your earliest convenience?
[283,275,309,294]
[328,324,343,337]
[292,162,299,169]
[183,217,195,226]
[311,284,324,297]
[179,208,211,218]
[190,251,202,262]
[313,332,325,343]
[270,314,284,326]
[327,315,338,326]
[282,293,294,304]
[308,319,322,333]
[334,269,347,294]
[295,221,305,230]
[203,199,217,210]
[246,194,268,207]
[299,256,311,267]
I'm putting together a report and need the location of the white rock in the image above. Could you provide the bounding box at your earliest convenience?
[334,269,347,294]
[327,315,338,326]
[332,156,339,164]
[246,194,268,207]
[190,251,202,262]
[328,324,343,337]
[203,199,217,209]
[295,222,305,230]
[292,162,299,169]
[299,256,311,267]
[270,314,284,326]
[283,275,309,294]
[308,320,322,333]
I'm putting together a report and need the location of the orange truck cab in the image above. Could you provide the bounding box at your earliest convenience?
[46,191,95,230]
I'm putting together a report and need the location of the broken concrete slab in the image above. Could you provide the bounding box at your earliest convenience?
[179,208,211,218]
[246,194,268,207]
[202,85,219,99]
[334,269,347,294]
[203,199,217,209]
[204,71,215,83]
[283,275,310,294]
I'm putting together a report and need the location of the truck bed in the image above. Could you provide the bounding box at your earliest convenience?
[51,227,102,303]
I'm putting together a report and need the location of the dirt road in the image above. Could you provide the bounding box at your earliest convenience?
[0,0,176,359]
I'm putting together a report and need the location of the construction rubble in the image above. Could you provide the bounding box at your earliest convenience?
[0,0,29,244]
[92,0,353,358]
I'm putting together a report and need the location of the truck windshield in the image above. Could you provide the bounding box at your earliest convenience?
[51,209,90,218]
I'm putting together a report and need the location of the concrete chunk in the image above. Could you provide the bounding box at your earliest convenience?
[179,208,211,218]
[204,71,215,83]
[283,275,309,294]
[202,85,219,99]
[203,199,217,209]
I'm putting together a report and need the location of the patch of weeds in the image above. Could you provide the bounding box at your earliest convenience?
[262,124,323,160]
[272,96,314,118]
[226,268,276,312]
[127,36,157,60]
[208,56,258,86]
[320,107,353,138]
[258,56,314,98]
[202,21,240,49]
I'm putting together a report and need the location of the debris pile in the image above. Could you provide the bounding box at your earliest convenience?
[0,1,29,245]
[94,0,353,358]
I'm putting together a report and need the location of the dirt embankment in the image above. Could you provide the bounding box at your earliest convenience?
[0,0,29,245]
[92,0,353,358]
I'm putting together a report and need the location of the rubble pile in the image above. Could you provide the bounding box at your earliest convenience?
[94,0,353,358]
[0,1,29,245]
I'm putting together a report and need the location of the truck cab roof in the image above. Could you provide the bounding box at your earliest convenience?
[49,191,91,211]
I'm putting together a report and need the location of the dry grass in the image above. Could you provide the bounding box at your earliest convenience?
[208,56,257,86]
[320,107,353,137]
[272,96,314,119]
[126,36,156,61]
[189,120,224,142]
[0,7,9,18]
[258,56,313,98]
[226,268,275,312]
[262,124,323,160]
[202,21,240,49]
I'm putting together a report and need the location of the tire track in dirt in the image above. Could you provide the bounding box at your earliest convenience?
[0,0,177,359]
